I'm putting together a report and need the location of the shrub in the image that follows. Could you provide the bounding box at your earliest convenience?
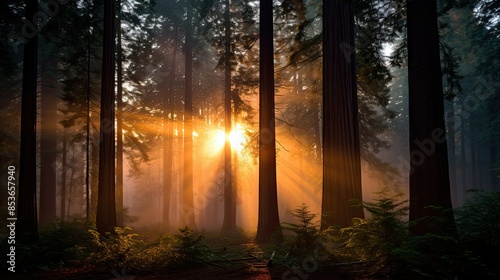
[336,191,409,277]
[172,226,207,266]
[282,203,320,259]
[1,218,94,272]
[454,190,500,278]
[88,227,142,268]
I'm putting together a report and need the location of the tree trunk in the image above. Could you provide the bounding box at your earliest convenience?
[446,100,458,207]
[177,111,183,227]
[39,39,58,226]
[67,164,75,218]
[222,0,236,231]
[96,0,117,234]
[321,0,364,229]
[407,0,456,235]
[491,142,498,191]
[470,119,477,189]
[17,0,39,239]
[460,114,466,204]
[61,127,67,221]
[182,6,196,228]
[85,9,92,222]
[116,0,124,227]
[256,0,281,242]
[163,27,178,227]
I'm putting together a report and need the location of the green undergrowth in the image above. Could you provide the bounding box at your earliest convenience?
[0,219,262,275]
[1,189,498,278]
[277,189,500,279]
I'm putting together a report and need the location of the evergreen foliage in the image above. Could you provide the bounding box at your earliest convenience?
[282,204,320,258]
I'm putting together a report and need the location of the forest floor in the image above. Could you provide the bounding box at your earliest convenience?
[3,247,371,279]
[1,231,387,279]
[6,263,362,280]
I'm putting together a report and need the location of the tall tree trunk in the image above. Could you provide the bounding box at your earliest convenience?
[115,0,124,227]
[222,0,236,231]
[39,39,58,226]
[90,141,99,218]
[446,100,458,207]
[491,142,498,191]
[96,0,117,234]
[67,143,77,218]
[177,112,183,227]
[407,0,456,235]
[460,114,466,204]
[470,119,477,189]
[256,0,281,242]
[321,0,364,229]
[163,27,178,227]
[85,9,92,222]
[182,6,196,228]
[61,127,67,221]
[18,0,39,239]
[67,165,74,218]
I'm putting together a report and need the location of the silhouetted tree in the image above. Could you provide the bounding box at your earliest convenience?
[222,0,236,232]
[256,0,281,242]
[321,0,364,229]
[407,0,455,235]
[163,26,179,227]
[17,0,39,239]
[182,4,196,228]
[96,0,117,234]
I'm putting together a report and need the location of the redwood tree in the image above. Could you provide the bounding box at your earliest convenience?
[182,5,196,228]
[96,0,117,234]
[256,0,281,242]
[407,0,456,235]
[222,0,236,232]
[116,0,124,227]
[321,0,364,229]
[17,0,39,239]
[163,27,178,227]
[39,42,58,226]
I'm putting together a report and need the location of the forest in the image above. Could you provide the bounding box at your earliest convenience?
[0,0,499,279]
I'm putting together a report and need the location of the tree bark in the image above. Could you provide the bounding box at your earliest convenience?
[163,27,178,227]
[85,8,92,222]
[321,0,364,229]
[116,0,124,227]
[61,127,67,221]
[446,100,458,207]
[222,0,236,232]
[460,114,466,204]
[407,0,456,235]
[182,6,196,228]
[18,0,39,239]
[96,0,117,234]
[256,0,281,242]
[39,39,58,226]
[491,142,498,191]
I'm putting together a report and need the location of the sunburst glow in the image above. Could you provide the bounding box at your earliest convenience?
[215,123,247,152]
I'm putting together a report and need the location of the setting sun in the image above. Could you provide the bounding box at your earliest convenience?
[215,124,247,152]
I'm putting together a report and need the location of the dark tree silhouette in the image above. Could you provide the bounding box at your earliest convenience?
[96,0,117,234]
[61,127,67,221]
[39,40,58,226]
[163,27,178,227]
[222,0,236,232]
[321,0,364,229]
[182,5,196,228]
[17,0,39,239]
[256,0,281,242]
[407,0,455,235]
[116,0,124,227]
[16,0,38,239]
